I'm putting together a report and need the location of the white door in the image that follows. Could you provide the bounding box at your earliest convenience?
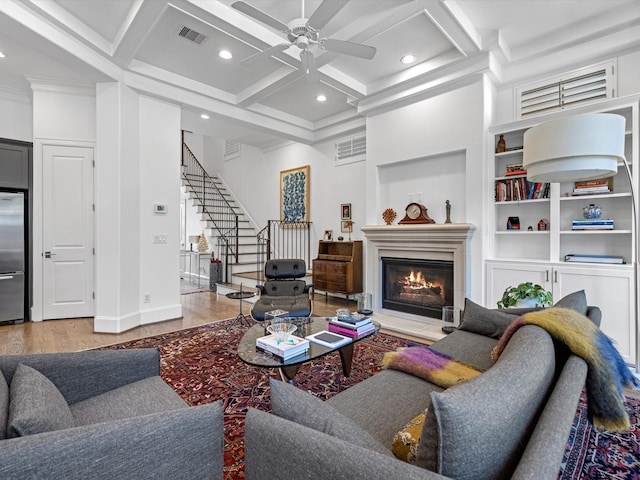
[42,145,94,319]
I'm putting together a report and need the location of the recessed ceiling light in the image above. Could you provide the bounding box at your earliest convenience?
[316,94,327,102]
[218,50,233,60]
[0,52,5,58]
[401,54,416,64]
[201,114,210,119]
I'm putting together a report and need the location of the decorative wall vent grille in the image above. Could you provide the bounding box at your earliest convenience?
[517,61,615,119]
[178,26,207,45]
[224,140,241,160]
[336,135,366,162]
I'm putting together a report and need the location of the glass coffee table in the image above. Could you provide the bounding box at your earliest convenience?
[237,316,380,382]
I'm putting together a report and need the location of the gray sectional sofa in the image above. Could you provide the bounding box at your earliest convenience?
[0,348,223,480]
[245,292,601,480]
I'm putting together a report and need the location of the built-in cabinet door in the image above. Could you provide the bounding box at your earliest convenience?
[0,142,30,189]
[485,261,551,309]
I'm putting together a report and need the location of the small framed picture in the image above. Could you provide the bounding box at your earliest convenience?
[341,203,351,220]
[324,230,333,241]
[341,220,353,233]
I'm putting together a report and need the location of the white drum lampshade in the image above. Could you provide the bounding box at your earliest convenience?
[523,113,626,183]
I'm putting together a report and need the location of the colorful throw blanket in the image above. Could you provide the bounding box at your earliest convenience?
[492,307,640,431]
[382,346,483,389]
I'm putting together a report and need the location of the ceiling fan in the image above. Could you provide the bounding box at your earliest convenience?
[231,0,376,82]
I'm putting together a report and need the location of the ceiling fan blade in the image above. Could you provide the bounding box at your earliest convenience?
[300,50,319,83]
[231,1,290,33]
[322,38,376,60]
[240,44,290,67]
[307,0,348,31]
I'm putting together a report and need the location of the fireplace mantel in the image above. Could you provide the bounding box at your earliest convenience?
[361,223,476,340]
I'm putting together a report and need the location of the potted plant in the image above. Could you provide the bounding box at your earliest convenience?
[497,282,552,309]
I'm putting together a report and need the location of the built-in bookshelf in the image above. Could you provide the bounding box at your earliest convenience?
[486,97,639,366]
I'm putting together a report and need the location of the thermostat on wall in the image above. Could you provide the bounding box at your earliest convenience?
[154,204,167,215]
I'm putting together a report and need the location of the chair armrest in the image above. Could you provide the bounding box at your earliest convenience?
[256,285,266,295]
[0,349,161,405]
[0,402,224,480]
[245,409,447,480]
[303,284,313,294]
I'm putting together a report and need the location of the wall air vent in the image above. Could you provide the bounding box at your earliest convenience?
[516,61,615,119]
[178,26,207,45]
[224,140,241,160]
[335,134,366,165]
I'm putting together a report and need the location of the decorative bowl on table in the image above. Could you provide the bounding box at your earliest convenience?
[267,322,297,343]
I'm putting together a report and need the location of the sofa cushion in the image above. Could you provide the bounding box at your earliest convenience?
[269,378,392,457]
[8,363,75,437]
[0,370,8,439]
[458,290,588,339]
[70,376,187,426]
[430,325,556,480]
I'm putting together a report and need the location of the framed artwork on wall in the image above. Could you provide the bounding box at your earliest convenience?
[341,203,351,220]
[280,165,310,223]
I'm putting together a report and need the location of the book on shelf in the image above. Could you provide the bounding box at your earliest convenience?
[572,187,611,195]
[305,330,352,348]
[330,316,372,328]
[328,323,376,338]
[495,178,549,202]
[256,334,310,359]
[574,178,613,191]
[564,254,625,264]
[505,170,527,176]
[571,218,614,230]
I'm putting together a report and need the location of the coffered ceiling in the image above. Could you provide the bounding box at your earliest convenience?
[0,1,639,148]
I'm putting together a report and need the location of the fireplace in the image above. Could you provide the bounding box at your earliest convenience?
[361,224,475,326]
[382,257,453,319]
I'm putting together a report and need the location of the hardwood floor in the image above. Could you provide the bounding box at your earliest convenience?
[0,287,353,355]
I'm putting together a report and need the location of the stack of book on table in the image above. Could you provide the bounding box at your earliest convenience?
[571,218,614,230]
[328,315,376,338]
[572,179,612,196]
[256,334,310,361]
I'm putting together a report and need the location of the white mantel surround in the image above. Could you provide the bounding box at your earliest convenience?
[361,223,476,342]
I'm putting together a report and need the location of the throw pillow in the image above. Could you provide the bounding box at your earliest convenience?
[269,378,392,457]
[0,370,8,440]
[553,289,587,316]
[392,410,425,463]
[458,298,519,338]
[458,290,589,339]
[7,363,75,438]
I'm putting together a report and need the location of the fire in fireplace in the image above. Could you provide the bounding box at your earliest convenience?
[381,257,454,319]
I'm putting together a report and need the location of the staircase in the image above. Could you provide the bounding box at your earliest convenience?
[181,142,261,290]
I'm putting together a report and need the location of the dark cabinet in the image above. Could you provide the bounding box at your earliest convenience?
[312,241,363,302]
[0,140,30,189]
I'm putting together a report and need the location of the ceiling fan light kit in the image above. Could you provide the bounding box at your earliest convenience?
[232,0,376,82]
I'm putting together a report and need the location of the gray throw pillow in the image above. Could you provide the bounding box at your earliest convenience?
[553,289,587,316]
[0,370,8,440]
[458,298,519,338]
[458,290,589,339]
[8,363,75,438]
[269,378,392,457]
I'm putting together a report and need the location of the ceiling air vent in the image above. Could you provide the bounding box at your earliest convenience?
[516,61,615,119]
[178,26,207,45]
[335,135,366,165]
[224,140,241,160]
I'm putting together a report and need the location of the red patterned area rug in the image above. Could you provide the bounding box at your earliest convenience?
[100,318,419,479]
[558,391,640,479]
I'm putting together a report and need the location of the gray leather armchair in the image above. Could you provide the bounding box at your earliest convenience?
[251,259,313,321]
[0,348,223,480]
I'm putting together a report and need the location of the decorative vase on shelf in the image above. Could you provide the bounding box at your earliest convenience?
[583,204,602,219]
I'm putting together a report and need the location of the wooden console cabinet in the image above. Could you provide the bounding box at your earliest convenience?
[312,241,363,303]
